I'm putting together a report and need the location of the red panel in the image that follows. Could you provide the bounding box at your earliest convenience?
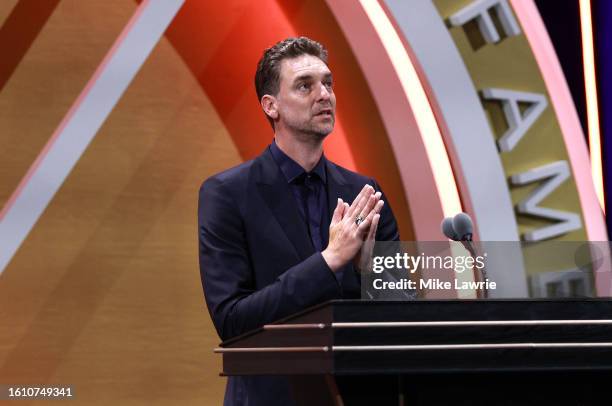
[0,0,61,93]
[162,0,343,164]
[161,0,411,236]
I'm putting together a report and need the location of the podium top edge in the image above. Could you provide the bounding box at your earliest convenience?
[219,298,612,346]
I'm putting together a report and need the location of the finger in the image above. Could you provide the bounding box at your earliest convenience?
[347,185,374,218]
[357,208,377,234]
[368,213,380,241]
[362,202,383,237]
[342,196,361,226]
[354,184,373,204]
[353,192,380,230]
[354,194,378,232]
[350,190,375,224]
[373,199,384,215]
[358,192,381,220]
[345,194,363,220]
[342,202,350,219]
[331,198,344,225]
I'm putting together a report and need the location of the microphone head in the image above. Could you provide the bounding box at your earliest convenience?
[441,217,459,241]
[453,212,473,241]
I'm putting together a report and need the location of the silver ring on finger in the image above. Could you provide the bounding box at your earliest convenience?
[355,215,365,226]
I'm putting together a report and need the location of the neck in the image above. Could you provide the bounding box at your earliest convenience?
[274,132,324,172]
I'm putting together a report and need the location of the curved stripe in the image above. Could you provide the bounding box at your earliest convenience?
[382,0,527,297]
[579,0,604,213]
[359,0,461,219]
[382,0,520,242]
[326,0,456,241]
[511,0,607,241]
[511,0,610,295]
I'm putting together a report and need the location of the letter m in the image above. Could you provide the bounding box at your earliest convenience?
[510,161,582,241]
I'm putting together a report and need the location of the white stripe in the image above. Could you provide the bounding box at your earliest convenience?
[213,342,612,353]
[263,319,612,329]
[333,342,612,351]
[0,0,185,274]
[579,0,604,212]
[332,319,612,327]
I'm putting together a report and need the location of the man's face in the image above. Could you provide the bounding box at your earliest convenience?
[274,54,336,139]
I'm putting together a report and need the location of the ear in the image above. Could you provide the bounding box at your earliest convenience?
[261,95,279,120]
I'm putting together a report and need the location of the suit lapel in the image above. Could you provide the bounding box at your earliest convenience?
[325,160,353,221]
[255,148,315,261]
[254,148,358,266]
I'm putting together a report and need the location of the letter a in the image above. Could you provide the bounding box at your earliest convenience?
[481,88,547,152]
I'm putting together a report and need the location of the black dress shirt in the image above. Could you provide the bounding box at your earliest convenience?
[269,140,330,254]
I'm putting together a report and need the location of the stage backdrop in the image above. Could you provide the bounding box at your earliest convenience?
[0,0,605,404]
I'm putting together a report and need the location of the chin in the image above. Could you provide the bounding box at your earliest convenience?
[311,128,332,139]
[293,124,334,141]
[314,123,334,137]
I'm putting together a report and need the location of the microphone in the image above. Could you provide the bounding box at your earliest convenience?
[452,212,473,241]
[442,212,488,298]
[441,217,459,241]
[451,212,476,256]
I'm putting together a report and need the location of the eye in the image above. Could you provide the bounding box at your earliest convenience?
[298,82,311,92]
[324,80,333,90]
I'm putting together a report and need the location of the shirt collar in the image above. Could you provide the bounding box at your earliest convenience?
[269,139,327,184]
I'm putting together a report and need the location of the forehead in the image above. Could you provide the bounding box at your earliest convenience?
[279,54,331,83]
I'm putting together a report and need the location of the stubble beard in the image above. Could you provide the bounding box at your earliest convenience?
[290,116,335,144]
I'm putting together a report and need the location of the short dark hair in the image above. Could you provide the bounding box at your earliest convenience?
[255,37,328,128]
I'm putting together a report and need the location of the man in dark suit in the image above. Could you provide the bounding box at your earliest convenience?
[198,37,400,406]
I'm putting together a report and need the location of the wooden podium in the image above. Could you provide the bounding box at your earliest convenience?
[215,300,612,405]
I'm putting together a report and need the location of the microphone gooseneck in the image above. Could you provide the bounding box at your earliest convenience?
[443,212,488,298]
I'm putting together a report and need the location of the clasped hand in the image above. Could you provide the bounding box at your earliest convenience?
[321,184,383,272]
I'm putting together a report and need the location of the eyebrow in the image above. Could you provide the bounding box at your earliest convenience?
[293,72,333,83]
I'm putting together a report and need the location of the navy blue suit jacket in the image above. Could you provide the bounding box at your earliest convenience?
[198,147,400,405]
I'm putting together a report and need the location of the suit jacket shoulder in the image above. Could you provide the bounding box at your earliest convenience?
[199,158,255,202]
[326,159,374,186]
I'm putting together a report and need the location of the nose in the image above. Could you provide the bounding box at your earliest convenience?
[317,82,331,101]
